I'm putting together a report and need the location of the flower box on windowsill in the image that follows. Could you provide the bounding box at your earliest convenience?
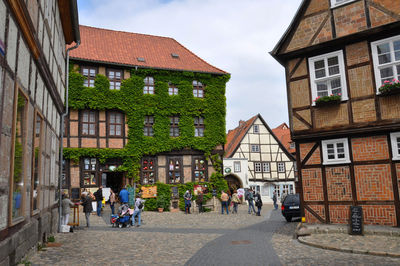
[314,95,341,107]
[378,80,400,96]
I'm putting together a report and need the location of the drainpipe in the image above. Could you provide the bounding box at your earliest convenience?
[59,41,80,232]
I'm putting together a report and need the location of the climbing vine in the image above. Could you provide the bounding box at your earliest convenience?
[65,65,230,193]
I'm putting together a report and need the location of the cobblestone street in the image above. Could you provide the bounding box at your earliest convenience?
[26,204,400,266]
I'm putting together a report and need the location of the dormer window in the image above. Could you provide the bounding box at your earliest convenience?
[308,50,348,105]
[193,80,204,98]
[144,76,154,94]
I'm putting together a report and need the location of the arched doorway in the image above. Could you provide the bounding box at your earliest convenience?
[224,174,243,193]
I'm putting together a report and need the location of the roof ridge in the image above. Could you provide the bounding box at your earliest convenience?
[80,24,175,40]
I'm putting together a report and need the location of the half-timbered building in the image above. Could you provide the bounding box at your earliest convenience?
[224,114,296,203]
[65,26,228,196]
[271,0,400,226]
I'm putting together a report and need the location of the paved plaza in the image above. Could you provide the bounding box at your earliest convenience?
[25,203,400,266]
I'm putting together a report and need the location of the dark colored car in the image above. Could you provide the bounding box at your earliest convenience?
[281,194,301,222]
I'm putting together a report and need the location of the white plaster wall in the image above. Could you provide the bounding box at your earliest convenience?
[36,75,43,111]
[17,40,30,89]
[0,0,6,41]
[30,63,36,99]
[6,17,17,71]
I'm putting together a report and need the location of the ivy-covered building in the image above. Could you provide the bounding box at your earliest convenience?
[64,25,229,197]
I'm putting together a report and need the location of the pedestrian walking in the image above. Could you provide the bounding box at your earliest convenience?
[231,190,240,214]
[132,194,144,227]
[246,189,256,214]
[81,192,93,227]
[220,190,229,214]
[196,190,204,213]
[254,191,263,216]
[94,186,103,216]
[61,193,75,225]
[109,189,116,215]
[184,190,192,214]
[119,185,129,204]
[272,191,278,210]
[227,191,232,212]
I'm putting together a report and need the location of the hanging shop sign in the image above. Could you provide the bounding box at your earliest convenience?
[141,186,157,198]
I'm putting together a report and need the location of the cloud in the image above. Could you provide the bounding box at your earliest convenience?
[77,0,302,131]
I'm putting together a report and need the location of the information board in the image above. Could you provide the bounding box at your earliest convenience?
[71,188,80,200]
[141,186,157,198]
[127,187,135,207]
[350,206,363,235]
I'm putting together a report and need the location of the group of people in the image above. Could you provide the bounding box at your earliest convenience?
[220,190,242,214]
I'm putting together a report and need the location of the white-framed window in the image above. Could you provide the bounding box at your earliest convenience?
[277,162,285,173]
[234,161,241,172]
[371,35,400,92]
[390,132,400,160]
[262,162,270,173]
[253,125,259,133]
[321,138,351,165]
[274,185,281,198]
[308,50,348,104]
[330,0,356,8]
[254,162,262,172]
[251,144,260,152]
[250,185,260,194]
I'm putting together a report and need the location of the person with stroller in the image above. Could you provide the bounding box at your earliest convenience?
[132,194,144,227]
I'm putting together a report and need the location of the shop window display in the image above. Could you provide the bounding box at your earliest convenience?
[142,157,156,184]
[193,157,207,182]
[82,158,97,186]
[168,157,182,184]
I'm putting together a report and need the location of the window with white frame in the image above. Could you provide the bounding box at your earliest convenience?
[330,0,356,8]
[322,138,351,165]
[234,161,241,172]
[253,125,259,133]
[308,50,347,104]
[277,162,285,173]
[390,132,400,160]
[274,185,281,198]
[250,185,260,194]
[254,162,262,172]
[371,35,400,91]
[251,144,260,152]
[262,162,270,173]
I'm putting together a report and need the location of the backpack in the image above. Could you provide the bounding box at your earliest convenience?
[138,201,144,209]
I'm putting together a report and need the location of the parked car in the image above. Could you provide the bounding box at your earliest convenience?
[281,194,301,222]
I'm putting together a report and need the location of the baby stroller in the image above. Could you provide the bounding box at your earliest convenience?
[111,204,134,228]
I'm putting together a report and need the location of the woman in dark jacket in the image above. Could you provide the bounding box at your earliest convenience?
[255,192,263,216]
[81,192,93,227]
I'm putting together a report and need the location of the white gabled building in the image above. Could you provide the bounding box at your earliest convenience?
[224,114,296,203]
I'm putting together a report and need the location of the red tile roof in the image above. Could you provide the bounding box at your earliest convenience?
[272,123,295,154]
[225,115,258,158]
[69,25,227,74]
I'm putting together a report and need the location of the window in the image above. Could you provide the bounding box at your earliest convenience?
[193,157,207,182]
[82,158,97,186]
[321,138,351,165]
[170,116,180,137]
[308,50,347,104]
[143,76,154,94]
[254,162,262,172]
[194,116,204,137]
[193,80,204,98]
[371,35,400,91]
[250,185,260,194]
[108,112,123,136]
[274,185,281,198]
[82,66,96,87]
[144,116,154,137]
[262,162,270,173]
[168,84,178,95]
[277,162,285,173]
[390,132,400,160]
[141,157,156,184]
[61,159,69,189]
[234,161,241,172]
[330,0,356,7]
[253,125,259,133]
[32,113,43,212]
[290,142,295,149]
[81,110,97,136]
[251,144,260,152]
[107,69,122,90]
[168,157,182,184]
[11,91,28,221]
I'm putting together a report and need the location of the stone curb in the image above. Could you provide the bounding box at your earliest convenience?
[297,236,400,258]
[305,224,400,237]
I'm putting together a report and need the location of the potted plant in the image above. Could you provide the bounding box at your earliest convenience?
[156,196,167,212]
[314,94,341,107]
[378,79,400,96]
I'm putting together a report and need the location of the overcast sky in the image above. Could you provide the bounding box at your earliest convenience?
[76,0,303,131]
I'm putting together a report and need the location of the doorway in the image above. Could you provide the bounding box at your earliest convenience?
[106,172,123,194]
[224,174,243,193]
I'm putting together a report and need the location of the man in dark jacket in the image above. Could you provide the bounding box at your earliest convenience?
[81,192,93,227]
[94,186,103,216]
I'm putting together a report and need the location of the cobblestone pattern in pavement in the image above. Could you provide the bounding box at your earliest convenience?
[27,204,270,266]
[271,219,400,265]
